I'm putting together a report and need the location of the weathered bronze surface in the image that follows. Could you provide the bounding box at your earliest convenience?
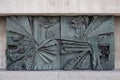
[6,16,114,70]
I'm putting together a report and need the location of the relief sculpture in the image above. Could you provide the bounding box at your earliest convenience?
[6,16,114,70]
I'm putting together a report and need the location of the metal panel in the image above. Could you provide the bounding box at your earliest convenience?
[60,16,114,70]
[6,16,60,70]
[6,16,114,70]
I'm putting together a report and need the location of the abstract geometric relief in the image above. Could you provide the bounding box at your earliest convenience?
[6,16,60,70]
[6,16,114,70]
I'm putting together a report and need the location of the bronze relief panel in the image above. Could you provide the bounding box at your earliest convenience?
[6,16,114,70]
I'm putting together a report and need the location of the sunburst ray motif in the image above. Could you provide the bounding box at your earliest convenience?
[7,16,60,70]
[7,16,114,70]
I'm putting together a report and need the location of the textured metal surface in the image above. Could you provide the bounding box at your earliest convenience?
[6,16,60,70]
[6,16,114,70]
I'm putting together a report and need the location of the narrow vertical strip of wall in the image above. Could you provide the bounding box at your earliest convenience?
[115,17,120,69]
[0,17,6,69]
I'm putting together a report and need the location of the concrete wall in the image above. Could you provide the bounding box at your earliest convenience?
[115,17,120,69]
[0,17,6,69]
[0,0,120,15]
[0,0,120,70]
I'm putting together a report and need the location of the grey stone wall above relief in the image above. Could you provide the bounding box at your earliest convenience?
[6,16,114,70]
